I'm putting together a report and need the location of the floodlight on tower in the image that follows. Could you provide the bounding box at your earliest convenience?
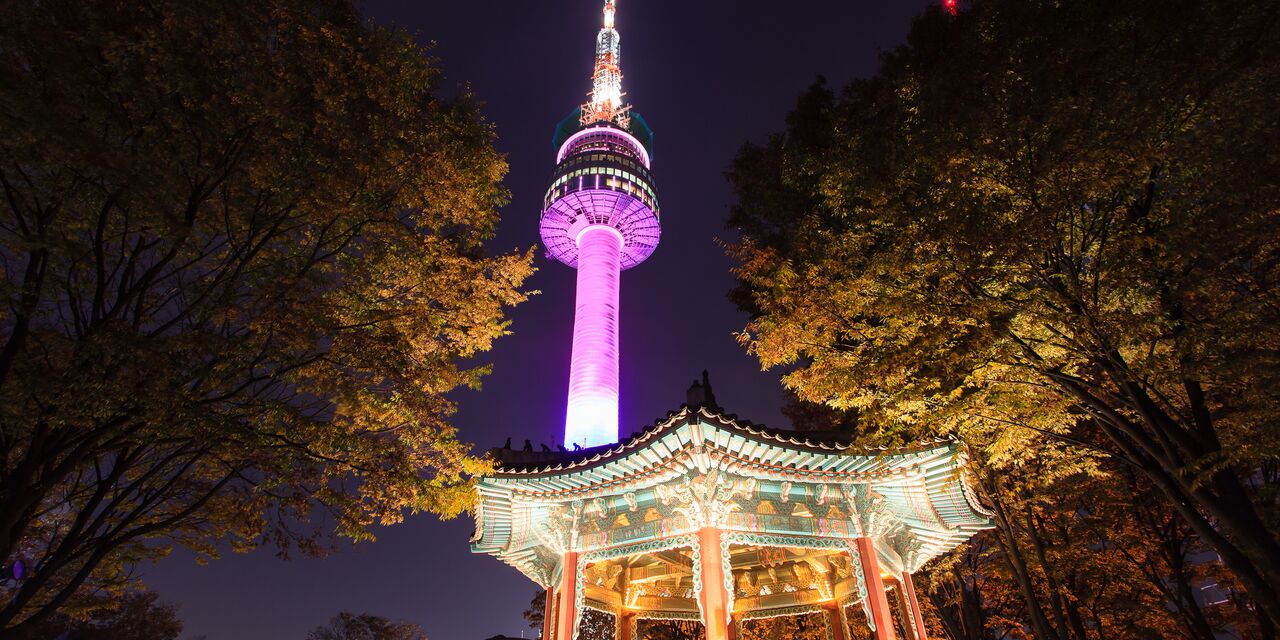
[541,0,659,449]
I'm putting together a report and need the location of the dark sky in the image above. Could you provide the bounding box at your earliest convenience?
[145,1,932,638]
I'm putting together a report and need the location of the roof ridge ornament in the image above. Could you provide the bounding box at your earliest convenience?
[686,369,721,411]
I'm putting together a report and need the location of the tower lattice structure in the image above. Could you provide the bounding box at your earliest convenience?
[541,0,659,449]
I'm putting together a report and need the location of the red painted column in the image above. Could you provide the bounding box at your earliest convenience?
[855,538,897,640]
[901,571,929,640]
[542,586,557,639]
[826,602,849,640]
[726,616,739,640]
[698,527,731,640]
[555,552,579,640]
[616,611,633,640]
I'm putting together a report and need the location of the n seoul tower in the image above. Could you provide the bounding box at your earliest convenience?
[541,0,659,449]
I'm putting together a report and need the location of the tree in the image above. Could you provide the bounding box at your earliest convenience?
[523,589,547,634]
[727,0,1279,630]
[0,0,532,632]
[520,590,613,640]
[919,451,1241,640]
[6,590,182,640]
[737,612,826,640]
[635,619,702,640]
[306,612,427,640]
[780,388,860,435]
[785,383,1238,640]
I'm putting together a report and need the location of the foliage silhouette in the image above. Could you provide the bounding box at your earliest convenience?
[0,0,532,631]
[728,0,1280,634]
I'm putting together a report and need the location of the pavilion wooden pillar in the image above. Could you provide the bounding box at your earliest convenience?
[616,611,634,640]
[825,602,849,640]
[541,586,557,639]
[900,572,929,640]
[854,538,897,640]
[554,552,579,640]
[614,558,632,640]
[698,527,731,640]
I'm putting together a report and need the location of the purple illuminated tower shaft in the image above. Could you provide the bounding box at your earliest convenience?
[565,228,623,446]
[540,0,659,449]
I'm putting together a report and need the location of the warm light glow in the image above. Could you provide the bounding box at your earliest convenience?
[584,0,629,126]
[564,227,623,448]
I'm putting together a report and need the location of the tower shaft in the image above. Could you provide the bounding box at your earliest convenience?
[565,227,623,448]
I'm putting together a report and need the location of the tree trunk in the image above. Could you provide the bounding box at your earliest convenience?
[984,487,1062,640]
[1041,370,1280,625]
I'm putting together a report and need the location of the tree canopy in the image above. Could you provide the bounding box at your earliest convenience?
[522,590,616,640]
[306,612,427,640]
[728,0,1279,633]
[0,0,531,631]
[6,590,182,640]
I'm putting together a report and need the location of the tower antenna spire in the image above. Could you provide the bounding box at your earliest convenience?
[583,0,630,127]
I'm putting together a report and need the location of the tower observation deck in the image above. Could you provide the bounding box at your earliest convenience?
[542,0,660,449]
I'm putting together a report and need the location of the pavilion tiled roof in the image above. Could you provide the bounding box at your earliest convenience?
[488,404,962,475]
[472,405,993,583]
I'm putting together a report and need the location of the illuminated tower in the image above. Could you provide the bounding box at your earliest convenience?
[473,8,993,639]
[541,0,659,449]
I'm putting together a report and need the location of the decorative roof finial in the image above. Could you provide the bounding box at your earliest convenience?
[686,370,720,411]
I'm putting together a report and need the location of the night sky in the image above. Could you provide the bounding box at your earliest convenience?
[145,1,932,638]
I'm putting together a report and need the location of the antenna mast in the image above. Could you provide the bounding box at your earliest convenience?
[582,0,631,127]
